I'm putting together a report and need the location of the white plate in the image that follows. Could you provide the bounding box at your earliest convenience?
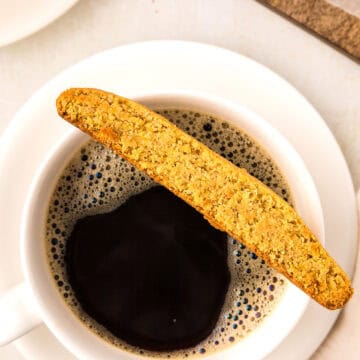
[0,0,78,47]
[0,41,357,359]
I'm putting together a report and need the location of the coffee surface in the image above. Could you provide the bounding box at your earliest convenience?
[46,109,291,358]
[66,186,230,351]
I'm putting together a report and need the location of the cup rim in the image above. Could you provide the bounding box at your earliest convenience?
[20,89,324,360]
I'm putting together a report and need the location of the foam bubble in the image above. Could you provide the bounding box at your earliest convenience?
[45,109,291,358]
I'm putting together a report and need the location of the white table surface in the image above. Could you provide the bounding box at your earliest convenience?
[0,0,359,359]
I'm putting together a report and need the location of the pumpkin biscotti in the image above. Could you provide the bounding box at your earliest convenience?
[56,88,353,310]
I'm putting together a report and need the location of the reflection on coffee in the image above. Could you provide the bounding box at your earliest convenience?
[46,109,291,358]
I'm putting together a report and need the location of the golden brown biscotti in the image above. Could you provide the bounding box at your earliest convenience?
[56,88,353,310]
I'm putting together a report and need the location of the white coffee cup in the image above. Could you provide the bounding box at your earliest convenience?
[0,91,324,359]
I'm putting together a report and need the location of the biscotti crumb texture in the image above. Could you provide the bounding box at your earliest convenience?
[56,88,353,310]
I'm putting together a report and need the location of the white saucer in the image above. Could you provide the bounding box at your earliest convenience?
[0,0,78,47]
[0,41,357,359]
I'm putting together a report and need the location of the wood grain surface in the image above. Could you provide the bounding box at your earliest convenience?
[259,0,360,60]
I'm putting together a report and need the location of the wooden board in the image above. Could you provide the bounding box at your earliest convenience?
[258,0,360,61]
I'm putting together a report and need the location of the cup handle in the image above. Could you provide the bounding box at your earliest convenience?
[0,283,42,346]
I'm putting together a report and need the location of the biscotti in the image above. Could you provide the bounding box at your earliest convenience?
[56,88,353,309]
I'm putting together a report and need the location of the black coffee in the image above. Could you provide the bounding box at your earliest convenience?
[46,109,291,358]
[66,186,230,351]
